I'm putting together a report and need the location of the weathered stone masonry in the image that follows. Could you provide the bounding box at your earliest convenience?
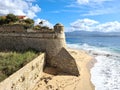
[0,53,45,90]
[0,23,79,76]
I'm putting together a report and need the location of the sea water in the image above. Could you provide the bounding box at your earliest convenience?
[66,36,120,90]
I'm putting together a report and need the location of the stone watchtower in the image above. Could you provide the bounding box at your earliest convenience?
[54,23,64,33]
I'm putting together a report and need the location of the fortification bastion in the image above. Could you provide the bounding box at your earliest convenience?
[0,23,79,76]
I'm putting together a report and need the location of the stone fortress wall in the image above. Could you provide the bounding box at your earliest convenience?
[0,31,66,66]
[0,24,26,32]
[0,23,66,68]
[0,23,63,33]
[0,23,80,90]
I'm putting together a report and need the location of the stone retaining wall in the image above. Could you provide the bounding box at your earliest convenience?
[0,53,45,90]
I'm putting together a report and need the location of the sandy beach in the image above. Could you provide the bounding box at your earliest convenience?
[33,49,95,90]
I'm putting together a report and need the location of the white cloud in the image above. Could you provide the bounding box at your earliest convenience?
[0,0,41,18]
[77,0,89,5]
[70,18,99,31]
[83,8,115,16]
[96,21,120,32]
[68,18,120,32]
[65,0,117,16]
[76,0,113,5]
[71,18,99,26]
[35,18,53,28]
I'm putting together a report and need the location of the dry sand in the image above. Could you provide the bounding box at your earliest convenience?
[33,49,95,90]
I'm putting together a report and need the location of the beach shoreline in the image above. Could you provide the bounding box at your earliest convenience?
[34,48,96,90]
[68,48,95,90]
[87,54,97,90]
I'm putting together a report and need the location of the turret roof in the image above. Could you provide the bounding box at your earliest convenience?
[55,23,63,26]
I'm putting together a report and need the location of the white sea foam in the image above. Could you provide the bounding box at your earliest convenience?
[67,43,120,90]
[91,56,120,90]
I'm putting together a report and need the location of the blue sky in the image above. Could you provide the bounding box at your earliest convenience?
[36,0,120,26]
[0,0,120,32]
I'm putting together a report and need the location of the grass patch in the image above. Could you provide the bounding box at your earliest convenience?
[0,50,39,82]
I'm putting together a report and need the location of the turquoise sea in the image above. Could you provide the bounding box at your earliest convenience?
[66,35,120,90]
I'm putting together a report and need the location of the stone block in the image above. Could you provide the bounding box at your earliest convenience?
[50,47,80,76]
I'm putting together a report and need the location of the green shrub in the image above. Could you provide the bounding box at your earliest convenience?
[6,13,19,24]
[0,50,39,82]
[0,17,6,25]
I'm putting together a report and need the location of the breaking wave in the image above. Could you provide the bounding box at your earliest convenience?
[67,43,120,90]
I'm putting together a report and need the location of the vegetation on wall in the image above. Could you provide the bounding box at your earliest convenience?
[0,14,19,25]
[0,50,39,82]
[23,18,34,29]
[0,13,34,29]
[34,20,51,31]
[34,25,42,30]
[0,17,6,25]
[0,13,51,30]
[6,14,19,24]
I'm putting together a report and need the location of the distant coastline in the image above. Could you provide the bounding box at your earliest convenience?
[65,31,120,37]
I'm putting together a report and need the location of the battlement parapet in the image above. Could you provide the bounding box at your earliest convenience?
[0,23,64,33]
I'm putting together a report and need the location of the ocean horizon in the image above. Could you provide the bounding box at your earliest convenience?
[66,32,120,90]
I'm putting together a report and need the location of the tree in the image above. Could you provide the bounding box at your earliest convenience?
[34,25,41,30]
[24,18,34,25]
[0,16,6,25]
[23,18,34,29]
[6,13,19,24]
